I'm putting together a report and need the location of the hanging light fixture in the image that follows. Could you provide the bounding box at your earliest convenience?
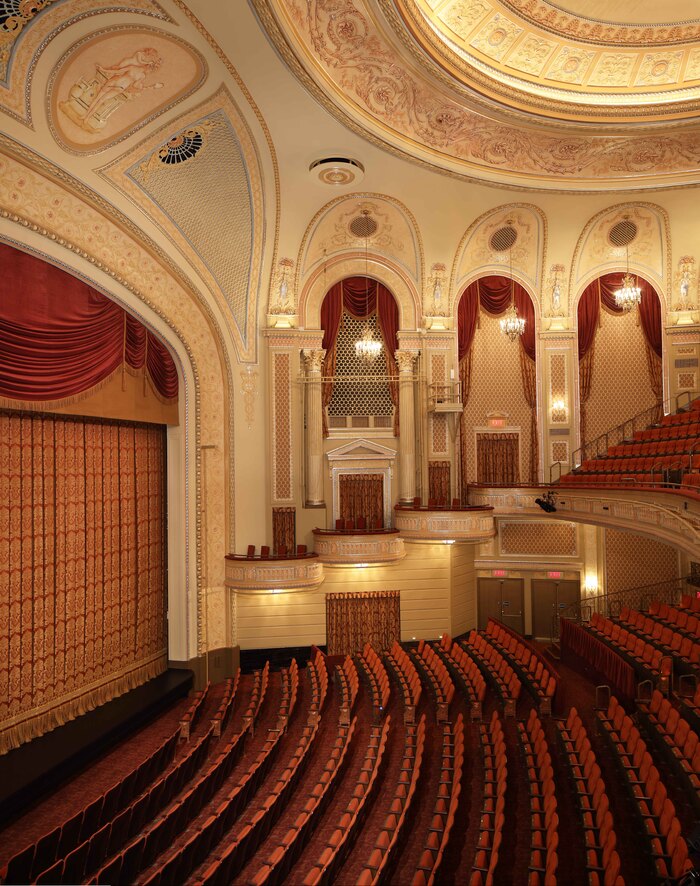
[500,245,525,342]
[614,244,641,312]
[354,210,382,365]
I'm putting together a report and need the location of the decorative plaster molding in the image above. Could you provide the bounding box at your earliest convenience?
[394,507,496,541]
[312,530,405,564]
[225,555,324,591]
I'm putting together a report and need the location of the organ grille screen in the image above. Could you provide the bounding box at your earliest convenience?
[608,219,638,247]
[328,313,393,421]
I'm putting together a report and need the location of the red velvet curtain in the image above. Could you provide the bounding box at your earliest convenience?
[339,473,384,527]
[428,461,451,505]
[457,276,537,484]
[326,590,400,655]
[0,243,178,402]
[320,277,399,435]
[577,273,663,442]
[272,507,296,555]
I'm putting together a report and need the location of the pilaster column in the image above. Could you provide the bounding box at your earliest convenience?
[395,349,418,503]
[302,348,326,506]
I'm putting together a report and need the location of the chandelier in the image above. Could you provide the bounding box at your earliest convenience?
[355,211,382,365]
[614,245,641,312]
[499,245,525,341]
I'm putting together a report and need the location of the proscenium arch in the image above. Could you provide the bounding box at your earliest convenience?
[0,145,234,667]
[299,251,421,332]
[0,229,201,665]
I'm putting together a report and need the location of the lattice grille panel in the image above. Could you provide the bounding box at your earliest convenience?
[678,371,696,390]
[551,440,569,464]
[328,314,393,417]
[500,521,577,556]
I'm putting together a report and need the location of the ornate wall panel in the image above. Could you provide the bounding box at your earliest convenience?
[604,528,679,595]
[499,520,577,557]
[271,351,293,502]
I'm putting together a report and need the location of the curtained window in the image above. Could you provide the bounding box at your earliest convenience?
[577,274,663,447]
[326,590,400,655]
[428,460,451,505]
[321,277,399,435]
[0,243,178,406]
[476,432,520,485]
[272,506,295,555]
[339,473,383,527]
[457,276,537,494]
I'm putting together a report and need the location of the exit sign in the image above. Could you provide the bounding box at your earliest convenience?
[547,571,562,579]
[492,569,507,577]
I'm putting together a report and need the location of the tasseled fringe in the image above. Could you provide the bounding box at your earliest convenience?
[0,652,167,756]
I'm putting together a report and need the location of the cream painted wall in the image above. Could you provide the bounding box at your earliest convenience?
[450,543,477,637]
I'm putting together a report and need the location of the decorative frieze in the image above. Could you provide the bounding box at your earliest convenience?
[312,529,405,564]
[225,554,324,591]
[394,506,496,542]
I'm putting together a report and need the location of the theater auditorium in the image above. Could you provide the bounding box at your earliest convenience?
[0,0,699,883]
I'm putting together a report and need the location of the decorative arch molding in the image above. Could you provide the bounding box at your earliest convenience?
[298,251,421,332]
[570,203,671,316]
[453,270,542,329]
[0,138,234,663]
[296,192,424,299]
[450,203,547,316]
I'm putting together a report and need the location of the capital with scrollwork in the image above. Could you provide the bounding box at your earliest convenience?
[302,348,326,374]
[394,350,418,374]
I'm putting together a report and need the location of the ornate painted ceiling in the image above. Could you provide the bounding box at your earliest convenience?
[254,0,700,189]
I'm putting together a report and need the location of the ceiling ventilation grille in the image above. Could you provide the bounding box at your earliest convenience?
[608,219,638,247]
[349,214,378,238]
[489,225,518,252]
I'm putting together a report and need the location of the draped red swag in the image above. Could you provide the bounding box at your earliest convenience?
[0,243,178,403]
[457,277,537,486]
[321,277,399,435]
[577,273,663,443]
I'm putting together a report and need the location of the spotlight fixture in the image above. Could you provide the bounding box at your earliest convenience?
[535,491,557,513]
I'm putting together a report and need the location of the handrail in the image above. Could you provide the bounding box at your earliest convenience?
[570,390,698,471]
[558,574,695,626]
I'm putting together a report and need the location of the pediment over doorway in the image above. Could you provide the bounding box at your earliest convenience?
[326,438,397,464]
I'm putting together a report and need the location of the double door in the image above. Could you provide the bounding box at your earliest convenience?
[477,578,524,635]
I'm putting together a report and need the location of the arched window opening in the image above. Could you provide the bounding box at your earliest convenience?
[320,276,399,435]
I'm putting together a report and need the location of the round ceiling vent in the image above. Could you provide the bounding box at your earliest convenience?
[349,212,378,239]
[489,225,518,252]
[308,157,365,187]
[608,218,638,248]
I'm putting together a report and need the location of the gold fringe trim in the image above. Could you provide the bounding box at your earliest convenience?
[0,652,167,756]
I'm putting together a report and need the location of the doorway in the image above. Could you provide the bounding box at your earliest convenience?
[532,579,580,640]
[477,578,525,635]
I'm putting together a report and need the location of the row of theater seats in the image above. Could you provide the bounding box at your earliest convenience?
[179,681,211,740]
[336,656,359,725]
[333,517,384,531]
[357,716,426,885]
[470,711,506,885]
[211,672,240,738]
[518,710,558,884]
[484,620,557,714]
[609,439,700,458]
[358,643,391,718]
[678,681,700,726]
[242,662,270,732]
[614,608,700,670]
[651,594,700,616]
[438,634,486,720]
[637,690,700,814]
[597,696,693,882]
[276,659,299,731]
[248,717,358,886]
[308,650,328,716]
[588,613,668,681]
[414,640,455,722]
[556,708,622,885]
[303,718,391,885]
[464,631,521,715]
[0,729,181,885]
[412,716,464,886]
[244,544,309,558]
[385,640,422,724]
[624,604,700,642]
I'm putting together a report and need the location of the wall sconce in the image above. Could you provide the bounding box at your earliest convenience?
[551,398,568,423]
[583,575,599,594]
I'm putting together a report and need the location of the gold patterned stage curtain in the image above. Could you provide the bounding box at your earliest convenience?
[326,590,401,656]
[338,473,383,527]
[272,506,296,555]
[428,461,451,505]
[0,410,167,755]
[476,432,520,485]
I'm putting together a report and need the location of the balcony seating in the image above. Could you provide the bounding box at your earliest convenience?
[588,612,669,687]
[615,607,700,673]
